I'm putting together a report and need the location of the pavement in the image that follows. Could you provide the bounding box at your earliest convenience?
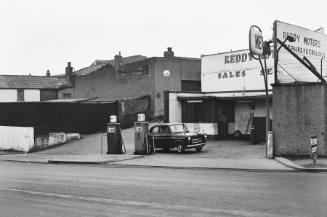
[1,128,326,172]
[275,156,327,172]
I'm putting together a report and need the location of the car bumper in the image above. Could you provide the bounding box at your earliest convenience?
[185,143,205,148]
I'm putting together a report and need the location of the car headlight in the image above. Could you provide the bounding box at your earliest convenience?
[187,137,191,142]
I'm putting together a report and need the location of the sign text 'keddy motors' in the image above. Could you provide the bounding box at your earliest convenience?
[281,31,325,58]
[275,20,327,83]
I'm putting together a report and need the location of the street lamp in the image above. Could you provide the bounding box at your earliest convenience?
[277,35,296,53]
[249,25,272,158]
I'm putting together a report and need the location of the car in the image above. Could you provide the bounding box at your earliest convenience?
[148,123,206,153]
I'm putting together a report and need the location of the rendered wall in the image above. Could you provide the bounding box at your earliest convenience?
[168,92,182,123]
[273,84,327,156]
[0,89,17,102]
[0,126,34,152]
[24,89,40,101]
[154,59,182,117]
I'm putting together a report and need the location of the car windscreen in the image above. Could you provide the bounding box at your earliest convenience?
[170,124,187,133]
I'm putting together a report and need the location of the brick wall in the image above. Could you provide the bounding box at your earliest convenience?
[74,66,118,100]
[273,83,327,156]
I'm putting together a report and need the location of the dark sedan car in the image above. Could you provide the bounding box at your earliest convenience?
[148,123,206,153]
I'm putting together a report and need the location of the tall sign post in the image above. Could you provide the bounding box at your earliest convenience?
[249,25,273,158]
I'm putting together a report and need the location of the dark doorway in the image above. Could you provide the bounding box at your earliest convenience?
[253,117,272,142]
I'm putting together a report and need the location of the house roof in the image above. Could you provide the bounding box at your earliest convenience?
[0,75,71,89]
[75,55,148,76]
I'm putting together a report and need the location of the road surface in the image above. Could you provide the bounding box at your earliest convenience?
[0,161,326,217]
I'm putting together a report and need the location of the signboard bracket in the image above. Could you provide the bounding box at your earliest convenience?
[277,38,326,83]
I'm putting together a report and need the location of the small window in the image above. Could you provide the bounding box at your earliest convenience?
[159,126,170,134]
[63,93,71,99]
[17,89,24,101]
[150,127,159,133]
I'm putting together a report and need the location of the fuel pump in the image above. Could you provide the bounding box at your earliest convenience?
[134,114,150,155]
[107,115,125,154]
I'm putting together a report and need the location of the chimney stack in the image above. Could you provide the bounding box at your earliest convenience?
[114,51,123,67]
[164,47,174,58]
[46,70,51,77]
[65,62,73,77]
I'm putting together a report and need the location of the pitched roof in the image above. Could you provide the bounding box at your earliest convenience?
[0,75,71,89]
[74,55,147,76]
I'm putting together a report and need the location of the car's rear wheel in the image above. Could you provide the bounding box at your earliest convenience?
[176,144,185,153]
[195,147,203,152]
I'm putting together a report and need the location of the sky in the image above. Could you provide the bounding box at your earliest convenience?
[1,0,327,76]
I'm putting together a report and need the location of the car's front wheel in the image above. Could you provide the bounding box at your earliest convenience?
[195,147,203,152]
[176,144,185,153]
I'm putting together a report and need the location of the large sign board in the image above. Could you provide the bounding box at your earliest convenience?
[274,21,327,83]
[201,49,274,92]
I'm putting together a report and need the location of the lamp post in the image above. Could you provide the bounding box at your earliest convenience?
[249,25,272,158]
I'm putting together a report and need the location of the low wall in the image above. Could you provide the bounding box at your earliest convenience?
[34,132,80,151]
[0,126,34,152]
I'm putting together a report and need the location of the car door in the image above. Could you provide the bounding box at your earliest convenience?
[159,126,172,148]
[149,126,160,149]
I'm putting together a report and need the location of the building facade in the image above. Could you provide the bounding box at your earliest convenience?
[60,48,201,123]
[167,49,274,141]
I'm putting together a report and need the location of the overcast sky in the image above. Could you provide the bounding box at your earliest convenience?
[1,0,326,76]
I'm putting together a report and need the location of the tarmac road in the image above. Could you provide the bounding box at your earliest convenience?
[0,161,326,217]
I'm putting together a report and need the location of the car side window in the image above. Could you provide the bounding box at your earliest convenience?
[150,127,159,134]
[160,126,171,134]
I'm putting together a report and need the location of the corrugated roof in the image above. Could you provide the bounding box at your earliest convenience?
[74,55,147,76]
[91,55,147,67]
[0,75,71,89]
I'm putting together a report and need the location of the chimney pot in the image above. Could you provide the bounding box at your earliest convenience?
[46,70,51,77]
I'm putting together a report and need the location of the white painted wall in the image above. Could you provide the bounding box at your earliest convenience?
[0,89,17,102]
[0,89,41,102]
[168,92,182,123]
[0,126,34,152]
[24,89,40,101]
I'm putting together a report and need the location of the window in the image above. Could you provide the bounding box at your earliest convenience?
[63,93,71,99]
[17,89,24,101]
[170,124,187,133]
[150,127,159,133]
[119,64,150,78]
[159,126,170,134]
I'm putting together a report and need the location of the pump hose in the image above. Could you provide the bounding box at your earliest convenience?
[120,127,127,154]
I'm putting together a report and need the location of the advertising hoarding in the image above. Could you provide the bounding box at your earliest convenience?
[274,21,327,83]
[201,49,274,92]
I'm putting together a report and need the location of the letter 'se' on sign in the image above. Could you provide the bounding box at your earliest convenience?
[249,26,263,55]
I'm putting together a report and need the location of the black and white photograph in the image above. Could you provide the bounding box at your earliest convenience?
[0,0,326,216]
